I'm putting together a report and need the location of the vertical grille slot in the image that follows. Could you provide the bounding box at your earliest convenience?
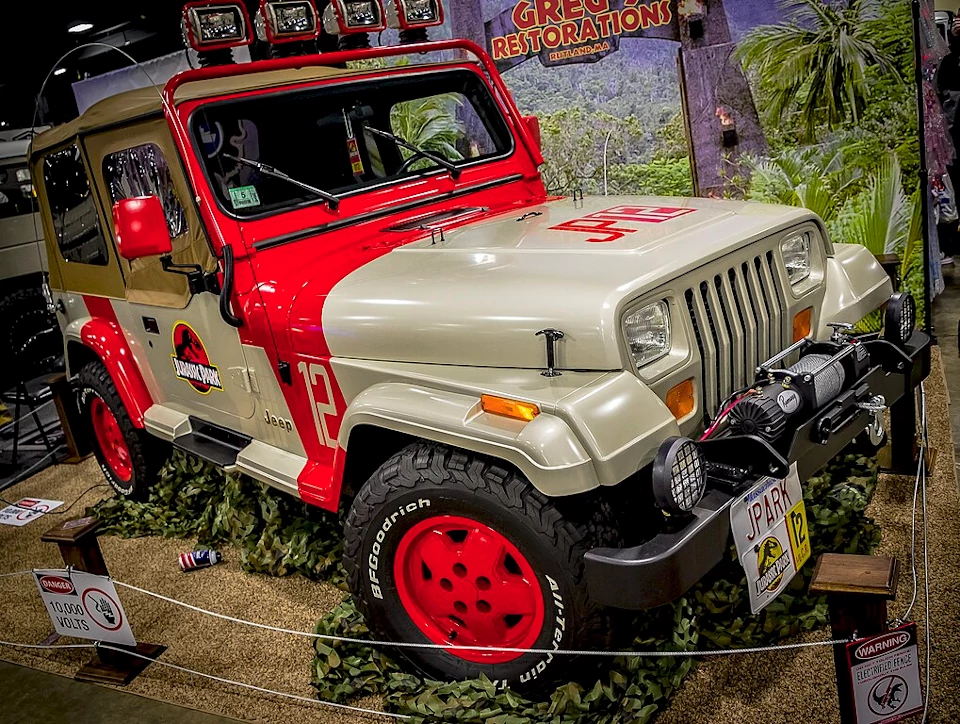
[684,249,788,417]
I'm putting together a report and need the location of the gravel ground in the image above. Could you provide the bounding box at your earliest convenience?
[1,348,957,723]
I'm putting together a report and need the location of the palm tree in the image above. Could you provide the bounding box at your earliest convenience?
[389,94,465,168]
[735,0,902,140]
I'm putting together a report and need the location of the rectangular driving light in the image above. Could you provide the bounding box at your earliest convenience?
[322,0,387,34]
[386,0,443,30]
[182,2,253,51]
[257,0,320,42]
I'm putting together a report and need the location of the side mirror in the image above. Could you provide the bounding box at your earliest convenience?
[522,115,542,150]
[112,196,172,260]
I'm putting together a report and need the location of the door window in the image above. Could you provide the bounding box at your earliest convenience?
[43,145,109,266]
[103,143,188,239]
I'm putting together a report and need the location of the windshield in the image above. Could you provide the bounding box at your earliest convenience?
[0,161,38,220]
[191,67,513,218]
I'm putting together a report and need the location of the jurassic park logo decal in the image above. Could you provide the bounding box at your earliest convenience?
[171,322,222,394]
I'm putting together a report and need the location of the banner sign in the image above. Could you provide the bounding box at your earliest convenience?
[845,623,924,724]
[485,0,678,69]
[729,464,811,613]
[33,569,136,647]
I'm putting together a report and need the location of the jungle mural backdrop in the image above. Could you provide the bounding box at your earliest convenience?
[382,0,937,320]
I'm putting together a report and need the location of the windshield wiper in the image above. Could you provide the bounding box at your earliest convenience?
[365,127,461,180]
[222,154,340,210]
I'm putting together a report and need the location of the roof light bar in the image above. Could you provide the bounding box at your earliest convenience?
[322,0,386,35]
[387,0,443,30]
[256,0,321,43]
[182,2,253,52]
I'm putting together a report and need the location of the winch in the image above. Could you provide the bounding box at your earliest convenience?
[728,322,871,442]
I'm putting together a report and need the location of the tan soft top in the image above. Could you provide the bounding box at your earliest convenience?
[32,62,456,156]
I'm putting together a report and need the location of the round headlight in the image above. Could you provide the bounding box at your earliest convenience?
[883,292,916,347]
[652,437,706,514]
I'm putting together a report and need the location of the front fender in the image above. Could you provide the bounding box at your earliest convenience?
[817,243,893,337]
[335,365,681,496]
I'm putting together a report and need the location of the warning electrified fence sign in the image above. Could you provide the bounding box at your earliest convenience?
[33,569,136,647]
[845,622,923,724]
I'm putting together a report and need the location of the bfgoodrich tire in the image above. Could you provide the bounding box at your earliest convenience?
[343,442,614,691]
[77,361,165,500]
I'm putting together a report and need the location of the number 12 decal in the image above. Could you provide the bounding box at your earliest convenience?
[298,361,339,449]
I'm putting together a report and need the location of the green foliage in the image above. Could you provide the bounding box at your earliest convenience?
[92,450,346,585]
[735,0,903,140]
[95,448,879,724]
[390,93,466,166]
[831,155,912,257]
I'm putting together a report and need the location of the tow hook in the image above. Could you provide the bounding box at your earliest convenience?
[857,395,886,447]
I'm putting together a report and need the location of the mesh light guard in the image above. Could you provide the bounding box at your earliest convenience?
[884,292,916,347]
[652,437,706,514]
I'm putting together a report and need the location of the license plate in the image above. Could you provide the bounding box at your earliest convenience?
[729,463,811,613]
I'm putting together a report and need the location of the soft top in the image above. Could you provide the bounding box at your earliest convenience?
[31,62,436,157]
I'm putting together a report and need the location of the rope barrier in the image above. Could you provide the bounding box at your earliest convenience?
[0,573,850,658]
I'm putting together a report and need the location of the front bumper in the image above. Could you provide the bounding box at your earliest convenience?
[584,330,931,610]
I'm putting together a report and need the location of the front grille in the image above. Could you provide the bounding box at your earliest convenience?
[685,250,786,418]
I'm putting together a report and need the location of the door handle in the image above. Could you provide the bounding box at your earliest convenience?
[219,245,244,328]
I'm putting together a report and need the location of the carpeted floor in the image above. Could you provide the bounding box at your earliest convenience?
[1,348,958,723]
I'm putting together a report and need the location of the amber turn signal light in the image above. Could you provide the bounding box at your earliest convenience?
[481,394,540,422]
[793,307,812,342]
[666,378,695,420]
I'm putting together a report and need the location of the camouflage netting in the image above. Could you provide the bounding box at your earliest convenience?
[91,450,880,724]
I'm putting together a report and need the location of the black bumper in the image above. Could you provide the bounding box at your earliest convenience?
[584,331,931,610]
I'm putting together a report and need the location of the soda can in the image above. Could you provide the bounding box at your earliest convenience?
[179,549,222,572]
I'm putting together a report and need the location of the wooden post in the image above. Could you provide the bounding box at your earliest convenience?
[42,516,165,685]
[45,373,92,464]
[809,553,900,724]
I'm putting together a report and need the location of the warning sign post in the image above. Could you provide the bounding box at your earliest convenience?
[845,623,924,724]
[34,569,136,647]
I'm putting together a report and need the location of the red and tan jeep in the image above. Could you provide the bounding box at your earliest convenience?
[32,36,928,687]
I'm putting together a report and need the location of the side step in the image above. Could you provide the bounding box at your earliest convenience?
[172,418,251,470]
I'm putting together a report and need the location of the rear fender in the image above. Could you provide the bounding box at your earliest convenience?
[65,315,153,428]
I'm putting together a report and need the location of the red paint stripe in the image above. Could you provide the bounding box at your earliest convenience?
[80,295,153,428]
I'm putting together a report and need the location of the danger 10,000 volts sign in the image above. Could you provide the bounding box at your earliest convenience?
[33,569,136,647]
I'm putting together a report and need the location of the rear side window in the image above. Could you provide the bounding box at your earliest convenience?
[43,145,108,266]
[103,143,187,239]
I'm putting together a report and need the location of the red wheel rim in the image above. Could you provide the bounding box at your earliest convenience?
[393,515,545,664]
[90,398,133,483]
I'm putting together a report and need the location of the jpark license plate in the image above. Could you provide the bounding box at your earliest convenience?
[729,464,811,613]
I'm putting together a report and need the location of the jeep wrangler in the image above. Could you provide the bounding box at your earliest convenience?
[32,37,929,688]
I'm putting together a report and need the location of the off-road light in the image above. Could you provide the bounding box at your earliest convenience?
[780,232,811,285]
[256,0,320,42]
[182,2,253,51]
[883,292,916,347]
[386,0,443,30]
[322,0,387,34]
[652,437,706,514]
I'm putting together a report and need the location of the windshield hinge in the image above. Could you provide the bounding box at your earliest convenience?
[161,256,221,296]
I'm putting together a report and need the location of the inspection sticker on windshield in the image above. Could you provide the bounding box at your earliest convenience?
[229,185,261,210]
[729,464,810,613]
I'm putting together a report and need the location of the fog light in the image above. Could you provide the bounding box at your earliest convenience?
[652,437,706,514]
[883,292,916,347]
